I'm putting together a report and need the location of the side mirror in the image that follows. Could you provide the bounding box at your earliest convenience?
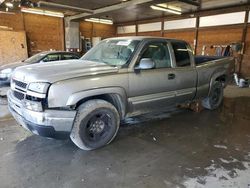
[135,58,155,70]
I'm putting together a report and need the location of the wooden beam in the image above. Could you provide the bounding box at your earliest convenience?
[161,17,164,37]
[194,16,199,55]
[61,18,65,51]
[239,10,249,75]
[135,21,138,36]
[194,0,201,55]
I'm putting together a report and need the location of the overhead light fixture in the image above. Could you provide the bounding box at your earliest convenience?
[21,8,64,17]
[85,18,113,25]
[5,2,14,8]
[150,5,182,15]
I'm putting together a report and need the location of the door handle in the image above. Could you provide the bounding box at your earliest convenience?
[168,73,175,80]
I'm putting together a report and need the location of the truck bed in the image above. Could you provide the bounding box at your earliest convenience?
[194,55,235,99]
[195,56,226,65]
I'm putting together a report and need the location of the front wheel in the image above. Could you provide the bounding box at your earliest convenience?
[202,81,224,110]
[70,99,120,150]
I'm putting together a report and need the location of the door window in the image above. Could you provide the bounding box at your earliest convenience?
[172,42,191,67]
[42,54,60,62]
[140,42,172,69]
[62,54,79,60]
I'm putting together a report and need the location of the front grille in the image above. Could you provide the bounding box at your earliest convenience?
[13,79,27,89]
[13,90,25,100]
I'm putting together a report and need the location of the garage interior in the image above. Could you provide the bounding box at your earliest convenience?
[0,0,250,187]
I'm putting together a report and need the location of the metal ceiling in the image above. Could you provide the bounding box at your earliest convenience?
[0,0,249,23]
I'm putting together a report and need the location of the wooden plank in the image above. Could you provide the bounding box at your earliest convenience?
[137,31,162,37]
[23,13,64,56]
[164,30,196,49]
[196,26,244,55]
[0,13,24,31]
[0,30,28,65]
[80,21,116,39]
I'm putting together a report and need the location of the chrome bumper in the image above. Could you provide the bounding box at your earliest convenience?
[7,90,76,137]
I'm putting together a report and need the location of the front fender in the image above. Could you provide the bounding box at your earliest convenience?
[66,87,127,106]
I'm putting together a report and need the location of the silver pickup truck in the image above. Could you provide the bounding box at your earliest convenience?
[8,37,235,150]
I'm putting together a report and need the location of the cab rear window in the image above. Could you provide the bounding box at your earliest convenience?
[172,42,191,67]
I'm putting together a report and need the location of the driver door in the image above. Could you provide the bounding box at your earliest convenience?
[128,40,177,115]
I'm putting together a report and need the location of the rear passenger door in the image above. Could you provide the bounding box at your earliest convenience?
[170,41,197,104]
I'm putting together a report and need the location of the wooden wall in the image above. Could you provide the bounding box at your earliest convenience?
[0,30,28,65]
[79,21,116,39]
[137,31,162,37]
[23,13,64,55]
[0,12,65,57]
[164,30,196,49]
[242,26,250,76]
[0,13,24,31]
[196,26,243,55]
[117,33,136,37]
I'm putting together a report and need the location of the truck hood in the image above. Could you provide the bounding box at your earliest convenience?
[12,60,118,83]
[0,61,27,71]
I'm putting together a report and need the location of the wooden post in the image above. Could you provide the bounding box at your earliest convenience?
[135,21,138,36]
[161,17,164,37]
[194,16,200,55]
[239,9,249,75]
[61,18,65,51]
[194,0,201,55]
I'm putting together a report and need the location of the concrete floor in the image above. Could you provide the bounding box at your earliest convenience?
[0,85,250,188]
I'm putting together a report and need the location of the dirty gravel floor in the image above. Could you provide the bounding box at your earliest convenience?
[0,85,250,188]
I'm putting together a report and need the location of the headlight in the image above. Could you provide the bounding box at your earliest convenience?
[23,100,43,112]
[1,68,12,74]
[28,82,50,94]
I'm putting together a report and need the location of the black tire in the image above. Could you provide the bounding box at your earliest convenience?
[70,99,120,150]
[202,81,224,110]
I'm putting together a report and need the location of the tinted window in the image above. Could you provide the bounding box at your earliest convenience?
[62,54,79,60]
[141,42,171,68]
[43,54,60,62]
[172,42,191,67]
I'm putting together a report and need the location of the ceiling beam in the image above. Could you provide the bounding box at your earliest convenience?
[37,1,94,14]
[67,0,154,21]
[178,0,200,6]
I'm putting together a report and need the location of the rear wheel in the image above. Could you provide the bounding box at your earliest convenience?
[70,99,120,150]
[202,81,224,110]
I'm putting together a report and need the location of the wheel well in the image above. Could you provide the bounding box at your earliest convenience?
[75,94,126,119]
[215,75,226,83]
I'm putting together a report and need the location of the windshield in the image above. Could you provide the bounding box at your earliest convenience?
[81,39,140,66]
[24,52,47,64]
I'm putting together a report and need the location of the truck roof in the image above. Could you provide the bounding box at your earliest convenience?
[106,36,186,43]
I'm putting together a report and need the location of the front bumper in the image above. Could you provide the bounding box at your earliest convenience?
[7,90,76,139]
[0,75,11,85]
